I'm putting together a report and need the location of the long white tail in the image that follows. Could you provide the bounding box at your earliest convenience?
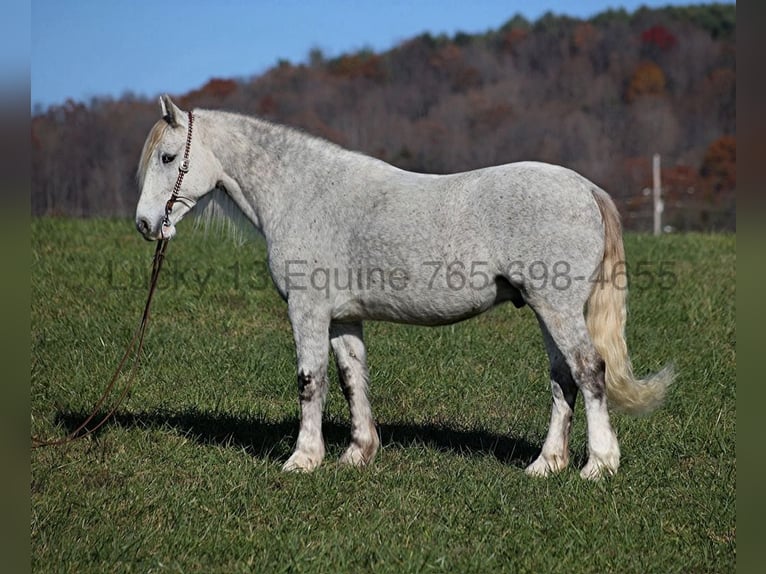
[586,188,674,415]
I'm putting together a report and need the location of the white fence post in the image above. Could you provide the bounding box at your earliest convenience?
[653,153,663,236]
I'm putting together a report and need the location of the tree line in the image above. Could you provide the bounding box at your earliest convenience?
[32,3,735,231]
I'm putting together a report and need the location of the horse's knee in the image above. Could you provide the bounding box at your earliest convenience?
[298,370,326,401]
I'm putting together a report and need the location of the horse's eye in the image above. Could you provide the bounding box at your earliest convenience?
[161,153,176,165]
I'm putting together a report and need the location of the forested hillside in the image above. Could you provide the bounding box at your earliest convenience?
[32,4,735,230]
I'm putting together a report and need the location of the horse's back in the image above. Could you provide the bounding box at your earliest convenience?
[335,159,606,277]
[374,161,607,268]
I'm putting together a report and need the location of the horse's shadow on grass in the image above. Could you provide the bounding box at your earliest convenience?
[56,407,542,469]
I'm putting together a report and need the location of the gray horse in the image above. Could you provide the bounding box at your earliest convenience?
[136,96,673,479]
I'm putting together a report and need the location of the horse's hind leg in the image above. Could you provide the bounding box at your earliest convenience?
[330,322,379,466]
[530,303,620,479]
[525,317,578,477]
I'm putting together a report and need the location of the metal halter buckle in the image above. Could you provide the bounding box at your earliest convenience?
[179,158,190,173]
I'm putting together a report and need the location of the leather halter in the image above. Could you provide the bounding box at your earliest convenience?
[162,110,194,230]
[32,230,170,448]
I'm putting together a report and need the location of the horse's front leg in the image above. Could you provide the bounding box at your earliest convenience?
[282,304,331,472]
[330,322,379,466]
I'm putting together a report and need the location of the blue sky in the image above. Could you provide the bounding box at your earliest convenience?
[31,0,730,109]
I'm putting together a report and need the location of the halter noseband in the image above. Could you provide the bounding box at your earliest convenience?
[162,110,194,230]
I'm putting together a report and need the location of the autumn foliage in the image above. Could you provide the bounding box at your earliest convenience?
[641,25,678,51]
[32,4,735,230]
[701,135,736,193]
[182,78,238,103]
[328,51,386,82]
[626,61,667,102]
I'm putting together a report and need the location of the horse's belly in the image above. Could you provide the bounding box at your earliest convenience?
[333,277,520,325]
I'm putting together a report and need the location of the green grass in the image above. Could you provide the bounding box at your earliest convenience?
[31,219,735,573]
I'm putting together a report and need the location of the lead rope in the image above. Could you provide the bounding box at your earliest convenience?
[33,111,194,448]
[32,239,169,448]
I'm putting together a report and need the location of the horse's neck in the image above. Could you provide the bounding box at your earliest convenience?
[202,110,354,240]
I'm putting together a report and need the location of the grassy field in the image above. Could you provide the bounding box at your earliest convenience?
[31,219,735,573]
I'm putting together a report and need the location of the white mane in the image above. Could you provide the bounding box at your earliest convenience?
[193,186,260,243]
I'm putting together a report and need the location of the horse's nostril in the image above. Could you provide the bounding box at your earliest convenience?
[136,218,150,235]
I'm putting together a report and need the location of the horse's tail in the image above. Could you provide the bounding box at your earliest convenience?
[585,188,674,415]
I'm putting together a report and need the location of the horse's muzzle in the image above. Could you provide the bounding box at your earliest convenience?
[135,217,175,241]
[135,217,159,241]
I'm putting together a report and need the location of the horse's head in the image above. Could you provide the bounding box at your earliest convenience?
[135,95,222,240]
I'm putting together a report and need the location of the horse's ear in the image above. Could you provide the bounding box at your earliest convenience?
[159,94,182,127]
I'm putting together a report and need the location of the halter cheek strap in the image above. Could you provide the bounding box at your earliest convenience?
[162,110,194,228]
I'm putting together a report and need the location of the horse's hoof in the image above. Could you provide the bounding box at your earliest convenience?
[525,454,568,477]
[579,455,619,480]
[282,451,322,472]
[338,442,377,467]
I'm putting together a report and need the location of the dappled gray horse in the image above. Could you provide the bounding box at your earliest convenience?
[136,96,673,479]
